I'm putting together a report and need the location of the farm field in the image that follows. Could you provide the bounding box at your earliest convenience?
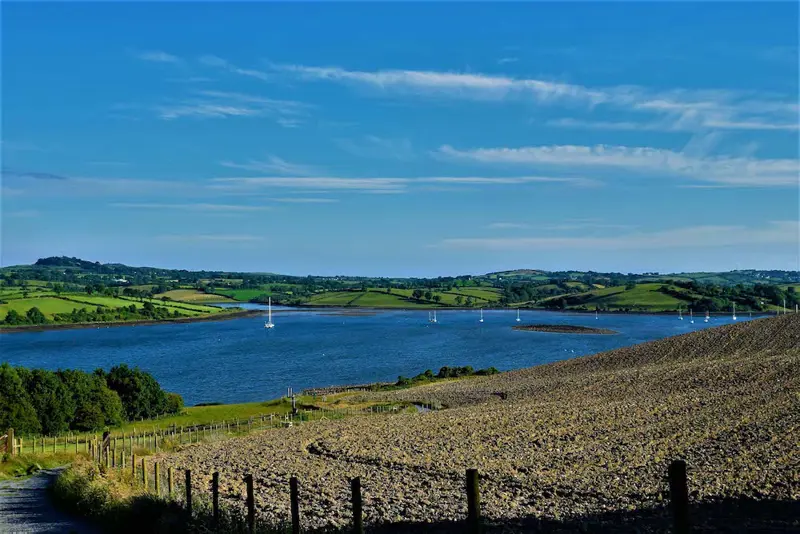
[213,288,267,301]
[304,291,361,306]
[157,314,800,531]
[352,291,435,308]
[0,297,88,318]
[155,289,236,303]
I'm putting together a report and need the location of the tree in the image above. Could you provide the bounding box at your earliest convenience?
[105,364,167,420]
[4,309,25,325]
[22,369,73,435]
[424,290,433,301]
[455,295,464,306]
[26,307,47,324]
[465,297,474,307]
[0,363,41,434]
[433,295,442,303]
[411,289,424,300]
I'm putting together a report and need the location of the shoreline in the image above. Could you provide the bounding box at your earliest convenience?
[0,308,264,334]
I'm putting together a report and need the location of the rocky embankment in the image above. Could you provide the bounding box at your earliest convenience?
[157,314,800,532]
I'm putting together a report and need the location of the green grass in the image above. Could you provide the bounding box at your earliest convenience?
[0,297,90,318]
[352,291,436,308]
[304,291,362,306]
[540,283,699,311]
[213,288,267,301]
[154,289,236,303]
[0,452,74,480]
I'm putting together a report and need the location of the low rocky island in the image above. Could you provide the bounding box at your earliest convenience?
[512,324,619,335]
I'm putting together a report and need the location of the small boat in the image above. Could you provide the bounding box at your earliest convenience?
[732,303,737,321]
[479,308,484,323]
[264,297,275,329]
[690,309,694,324]
[678,308,683,321]
[595,309,598,320]
[432,310,437,323]
[516,308,521,322]
[704,311,710,323]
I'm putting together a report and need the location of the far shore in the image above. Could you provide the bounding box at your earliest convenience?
[0,308,264,334]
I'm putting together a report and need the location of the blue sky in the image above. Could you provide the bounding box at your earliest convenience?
[2,2,798,276]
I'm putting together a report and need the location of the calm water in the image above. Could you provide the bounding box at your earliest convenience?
[0,308,753,406]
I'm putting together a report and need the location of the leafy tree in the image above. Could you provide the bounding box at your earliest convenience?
[105,364,167,420]
[455,295,463,306]
[4,309,25,325]
[165,392,184,414]
[411,289,424,300]
[465,297,474,307]
[21,369,73,435]
[0,363,41,434]
[433,295,442,303]
[424,290,433,301]
[26,307,47,324]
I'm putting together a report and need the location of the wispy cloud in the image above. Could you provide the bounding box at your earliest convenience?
[272,63,797,132]
[89,161,129,167]
[436,144,800,187]
[134,50,180,64]
[220,156,321,176]
[335,136,414,160]
[198,55,270,81]
[1,168,68,180]
[5,210,40,218]
[110,202,270,212]
[211,174,594,194]
[267,197,338,204]
[497,57,518,65]
[154,90,308,125]
[210,177,408,194]
[440,221,799,251]
[487,222,530,229]
[156,234,264,243]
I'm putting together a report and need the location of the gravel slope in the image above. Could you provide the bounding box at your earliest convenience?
[158,314,800,532]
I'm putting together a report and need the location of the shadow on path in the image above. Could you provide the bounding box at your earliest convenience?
[0,467,99,534]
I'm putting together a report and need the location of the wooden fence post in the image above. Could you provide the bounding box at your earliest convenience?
[132,454,137,478]
[185,469,193,518]
[669,460,690,534]
[154,462,160,496]
[141,458,147,489]
[245,473,255,534]
[466,468,481,534]
[351,477,363,534]
[168,467,174,496]
[290,476,300,534]
[6,429,14,456]
[212,472,220,528]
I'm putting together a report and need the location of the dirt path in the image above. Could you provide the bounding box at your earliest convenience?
[0,467,100,534]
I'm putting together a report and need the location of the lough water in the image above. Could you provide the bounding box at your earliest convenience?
[0,307,753,406]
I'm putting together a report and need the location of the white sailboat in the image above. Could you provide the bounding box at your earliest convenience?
[678,307,683,321]
[516,308,521,322]
[431,310,437,323]
[704,311,710,323]
[264,297,275,329]
[595,309,599,320]
[732,303,737,321]
[479,308,484,323]
[690,309,694,324]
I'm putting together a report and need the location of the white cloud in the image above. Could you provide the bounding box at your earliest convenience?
[135,50,180,63]
[272,63,797,131]
[210,177,408,193]
[210,174,594,194]
[220,156,322,176]
[487,222,530,229]
[155,90,308,125]
[110,203,270,212]
[267,197,338,203]
[271,63,606,104]
[440,221,799,251]
[436,144,800,187]
[198,55,270,81]
[497,57,518,65]
[156,234,264,243]
[335,136,414,160]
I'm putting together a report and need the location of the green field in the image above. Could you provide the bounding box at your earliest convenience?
[352,291,436,308]
[0,297,89,318]
[540,283,698,311]
[155,289,236,303]
[305,291,362,306]
[213,288,267,301]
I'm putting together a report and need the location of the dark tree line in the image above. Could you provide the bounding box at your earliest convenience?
[0,363,183,435]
